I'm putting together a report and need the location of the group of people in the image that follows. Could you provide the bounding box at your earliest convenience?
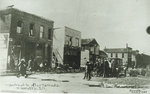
[83,60,93,80]
[15,55,126,79]
[83,58,126,80]
[17,57,49,78]
[99,59,121,77]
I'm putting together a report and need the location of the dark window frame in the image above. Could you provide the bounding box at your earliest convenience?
[40,25,44,38]
[122,53,124,58]
[116,53,118,58]
[29,23,34,36]
[48,28,52,40]
[17,20,23,34]
[111,53,113,57]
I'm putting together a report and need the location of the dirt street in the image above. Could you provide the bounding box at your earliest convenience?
[0,72,150,94]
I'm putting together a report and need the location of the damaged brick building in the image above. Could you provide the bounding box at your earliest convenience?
[0,8,54,70]
[81,38,100,65]
[53,26,81,69]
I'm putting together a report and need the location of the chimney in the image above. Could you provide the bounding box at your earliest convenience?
[126,43,128,48]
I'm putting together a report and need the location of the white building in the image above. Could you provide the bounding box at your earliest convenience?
[104,47,139,68]
[53,26,81,68]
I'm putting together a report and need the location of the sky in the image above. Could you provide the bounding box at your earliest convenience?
[0,0,150,55]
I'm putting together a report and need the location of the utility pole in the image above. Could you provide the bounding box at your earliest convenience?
[126,43,129,70]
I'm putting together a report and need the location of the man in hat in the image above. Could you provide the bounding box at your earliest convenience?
[83,58,88,79]
[86,61,92,80]
[17,58,28,78]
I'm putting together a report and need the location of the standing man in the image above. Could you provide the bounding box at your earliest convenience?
[27,56,34,72]
[17,58,28,78]
[103,58,109,77]
[86,61,92,80]
[83,58,88,79]
[111,59,116,77]
[108,59,112,77]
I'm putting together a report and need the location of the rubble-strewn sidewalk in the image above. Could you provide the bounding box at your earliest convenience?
[92,76,150,88]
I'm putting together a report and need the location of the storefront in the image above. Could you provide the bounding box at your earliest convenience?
[64,46,81,69]
[7,35,52,71]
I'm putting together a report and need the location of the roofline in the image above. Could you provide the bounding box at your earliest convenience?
[0,8,54,23]
[82,38,95,40]
[105,46,133,49]
[81,38,99,46]
[65,26,81,33]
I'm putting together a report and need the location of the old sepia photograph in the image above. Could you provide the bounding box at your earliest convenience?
[0,0,150,94]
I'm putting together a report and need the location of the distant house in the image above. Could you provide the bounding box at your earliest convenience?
[53,26,81,68]
[99,50,108,59]
[104,47,139,68]
[81,38,100,65]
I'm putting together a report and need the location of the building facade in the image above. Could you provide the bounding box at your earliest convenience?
[53,26,81,68]
[104,47,139,68]
[0,8,54,70]
[81,38,100,65]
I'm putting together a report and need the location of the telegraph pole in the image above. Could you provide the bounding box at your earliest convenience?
[126,43,129,70]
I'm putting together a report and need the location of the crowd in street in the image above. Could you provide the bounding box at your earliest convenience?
[10,56,50,78]
[83,58,127,80]
[9,54,126,79]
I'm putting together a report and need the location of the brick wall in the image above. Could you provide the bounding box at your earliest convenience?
[0,13,11,33]
[65,26,81,47]
[9,8,54,40]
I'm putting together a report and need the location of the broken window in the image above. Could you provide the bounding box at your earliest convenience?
[70,37,72,46]
[65,35,72,46]
[29,23,34,36]
[75,38,79,46]
[40,26,44,38]
[17,21,23,33]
